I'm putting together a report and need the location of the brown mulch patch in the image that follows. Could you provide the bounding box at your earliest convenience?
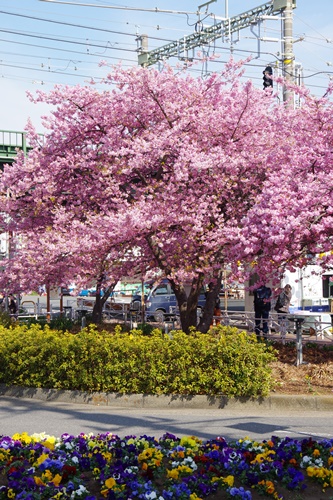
[270,340,333,396]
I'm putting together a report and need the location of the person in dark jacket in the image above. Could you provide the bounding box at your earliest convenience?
[275,284,292,315]
[253,285,271,338]
[274,284,292,339]
[8,294,17,317]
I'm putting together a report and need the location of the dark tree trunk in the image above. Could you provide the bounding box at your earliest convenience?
[92,280,116,324]
[145,235,223,333]
[197,272,222,333]
[169,274,205,334]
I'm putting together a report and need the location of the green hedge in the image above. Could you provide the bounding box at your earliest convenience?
[0,324,277,397]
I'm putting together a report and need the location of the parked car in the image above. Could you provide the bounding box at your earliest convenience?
[131,282,154,308]
[131,279,206,323]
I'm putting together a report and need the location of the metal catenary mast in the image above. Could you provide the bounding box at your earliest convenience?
[137,0,296,104]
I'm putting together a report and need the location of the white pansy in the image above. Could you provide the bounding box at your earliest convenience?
[145,492,157,499]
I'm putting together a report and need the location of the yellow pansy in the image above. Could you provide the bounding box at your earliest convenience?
[44,436,56,451]
[35,453,49,466]
[0,451,9,461]
[223,475,235,487]
[251,450,275,464]
[34,477,46,486]
[102,451,112,461]
[180,436,202,450]
[42,470,53,481]
[51,473,62,487]
[12,432,32,445]
[167,469,179,480]
[105,477,116,489]
[177,465,193,475]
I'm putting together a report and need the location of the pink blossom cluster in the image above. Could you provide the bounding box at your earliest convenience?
[0,61,332,330]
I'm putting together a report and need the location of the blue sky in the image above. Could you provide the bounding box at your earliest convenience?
[1,0,333,132]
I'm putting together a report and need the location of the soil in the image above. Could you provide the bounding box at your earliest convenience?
[269,340,333,396]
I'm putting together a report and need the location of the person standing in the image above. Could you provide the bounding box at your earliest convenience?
[8,294,17,317]
[274,284,292,341]
[253,285,272,339]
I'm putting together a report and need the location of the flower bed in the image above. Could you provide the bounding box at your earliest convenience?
[1,432,333,499]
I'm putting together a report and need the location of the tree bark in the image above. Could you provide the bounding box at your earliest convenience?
[92,278,116,324]
[169,274,205,334]
[197,272,222,333]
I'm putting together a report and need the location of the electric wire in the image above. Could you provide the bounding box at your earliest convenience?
[0,37,135,63]
[0,28,136,53]
[0,2,331,102]
[0,9,187,43]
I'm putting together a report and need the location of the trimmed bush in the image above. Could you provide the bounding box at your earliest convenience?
[0,324,277,397]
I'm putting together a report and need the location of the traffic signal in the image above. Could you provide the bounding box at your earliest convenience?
[263,66,273,89]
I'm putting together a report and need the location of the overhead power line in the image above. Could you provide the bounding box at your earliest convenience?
[0,9,178,43]
[39,0,198,16]
[0,9,136,38]
[0,0,331,103]
[0,61,103,79]
[0,36,134,62]
[0,28,135,53]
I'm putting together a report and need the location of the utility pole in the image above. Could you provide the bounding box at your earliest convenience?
[281,0,295,105]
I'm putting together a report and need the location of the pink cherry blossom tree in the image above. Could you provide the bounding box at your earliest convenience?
[230,82,333,287]
[2,61,332,332]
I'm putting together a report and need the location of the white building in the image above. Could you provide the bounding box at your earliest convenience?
[284,266,333,313]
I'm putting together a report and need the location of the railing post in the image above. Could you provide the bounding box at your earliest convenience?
[22,132,27,156]
[294,317,305,366]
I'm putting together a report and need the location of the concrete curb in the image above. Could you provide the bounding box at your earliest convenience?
[1,384,333,410]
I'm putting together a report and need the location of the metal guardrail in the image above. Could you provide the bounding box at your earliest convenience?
[0,130,44,164]
[219,310,333,338]
[14,300,333,363]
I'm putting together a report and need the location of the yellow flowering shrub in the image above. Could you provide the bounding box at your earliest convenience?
[0,324,276,397]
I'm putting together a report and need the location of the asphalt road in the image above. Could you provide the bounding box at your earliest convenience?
[1,395,332,442]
